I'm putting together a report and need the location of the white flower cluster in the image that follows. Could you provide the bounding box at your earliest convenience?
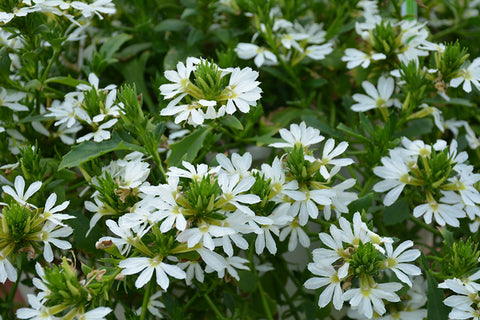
[85,122,356,293]
[16,262,112,320]
[0,176,74,283]
[373,137,480,229]
[235,7,333,67]
[47,73,122,144]
[342,1,438,68]
[304,212,424,319]
[0,0,116,25]
[269,121,357,224]
[439,271,480,320]
[160,57,262,127]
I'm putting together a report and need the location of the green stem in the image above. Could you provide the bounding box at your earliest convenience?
[204,293,227,320]
[139,280,154,320]
[405,0,417,20]
[272,273,300,320]
[258,281,274,320]
[41,48,60,83]
[409,216,442,237]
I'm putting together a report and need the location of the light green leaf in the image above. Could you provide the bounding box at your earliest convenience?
[45,76,89,88]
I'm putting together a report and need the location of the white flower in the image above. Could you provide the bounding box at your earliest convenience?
[304,262,349,310]
[316,139,354,180]
[352,76,395,112]
[313,225,347,265]
[160,97,211,127]
[2,175,42,208]
[305,43,333,60]
[71,0,116,19]
[41,193,73,226]
[218,174,260,216]
[76,73,116,92]
[342,48,386,69]
[323,179,358,220]
[178,260,204,285]
[212,256,249,281]
[235,43,277,67]
[97,219,133,254]
[0,250,17,284]
[160,57,200,99]
[269,121,324,149]
[40,222,73,262]
[450,58,480,93]
[17,294,57,320]
[135,291,165,318]
[339,212,370,246]
[76,307,112,320]
[119,256,186,289]
[383,240,421,287]
[0,88,28,111]
[343,282,402,319]
[261,157,305,202]
[279,217,310,251]
[413,197,466,227]
[290,188,334,226]
[176,223,235,250]
[223,67,262,115]
[373,149,411,206]
[216,152,252,180]
[0,12,15,24]
[167,161,216,181]
[76,118,117,143]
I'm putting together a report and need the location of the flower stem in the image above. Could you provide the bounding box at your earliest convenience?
[204,292,227,320]
[405,0,417,20]
[409,216,442,237]
[139,280,153,320]
[258,281,274,320]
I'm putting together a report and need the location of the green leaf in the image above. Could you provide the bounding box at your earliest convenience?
[442,228,454,247]
[396,118,433,138]
[383,197,410,226]
[422,257,449,320]
[45,76,89,88]
[115,43,153,60]
[219,115,244,131]
[0,47,12,83]
[237,270,258,294]
[58,133,145,170]
[100,33,132,60]
[155,19,189,32]
[167,127,211,166]
[66,209,102,257]
[17,114,54,123]
[349,193,373,213]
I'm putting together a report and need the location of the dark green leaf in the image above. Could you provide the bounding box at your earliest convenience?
[423,260,449,320]
[58,133,145,169]
[0,47,12,83]
[396,118,433,138]
[237,270,258,293]
[155,19,190,32]
[167,127,211,166]
[100,33,132,59]
[349,193,373,213]
[383,197,410,226]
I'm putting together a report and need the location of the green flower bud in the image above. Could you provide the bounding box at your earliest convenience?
[349,242,384,278]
